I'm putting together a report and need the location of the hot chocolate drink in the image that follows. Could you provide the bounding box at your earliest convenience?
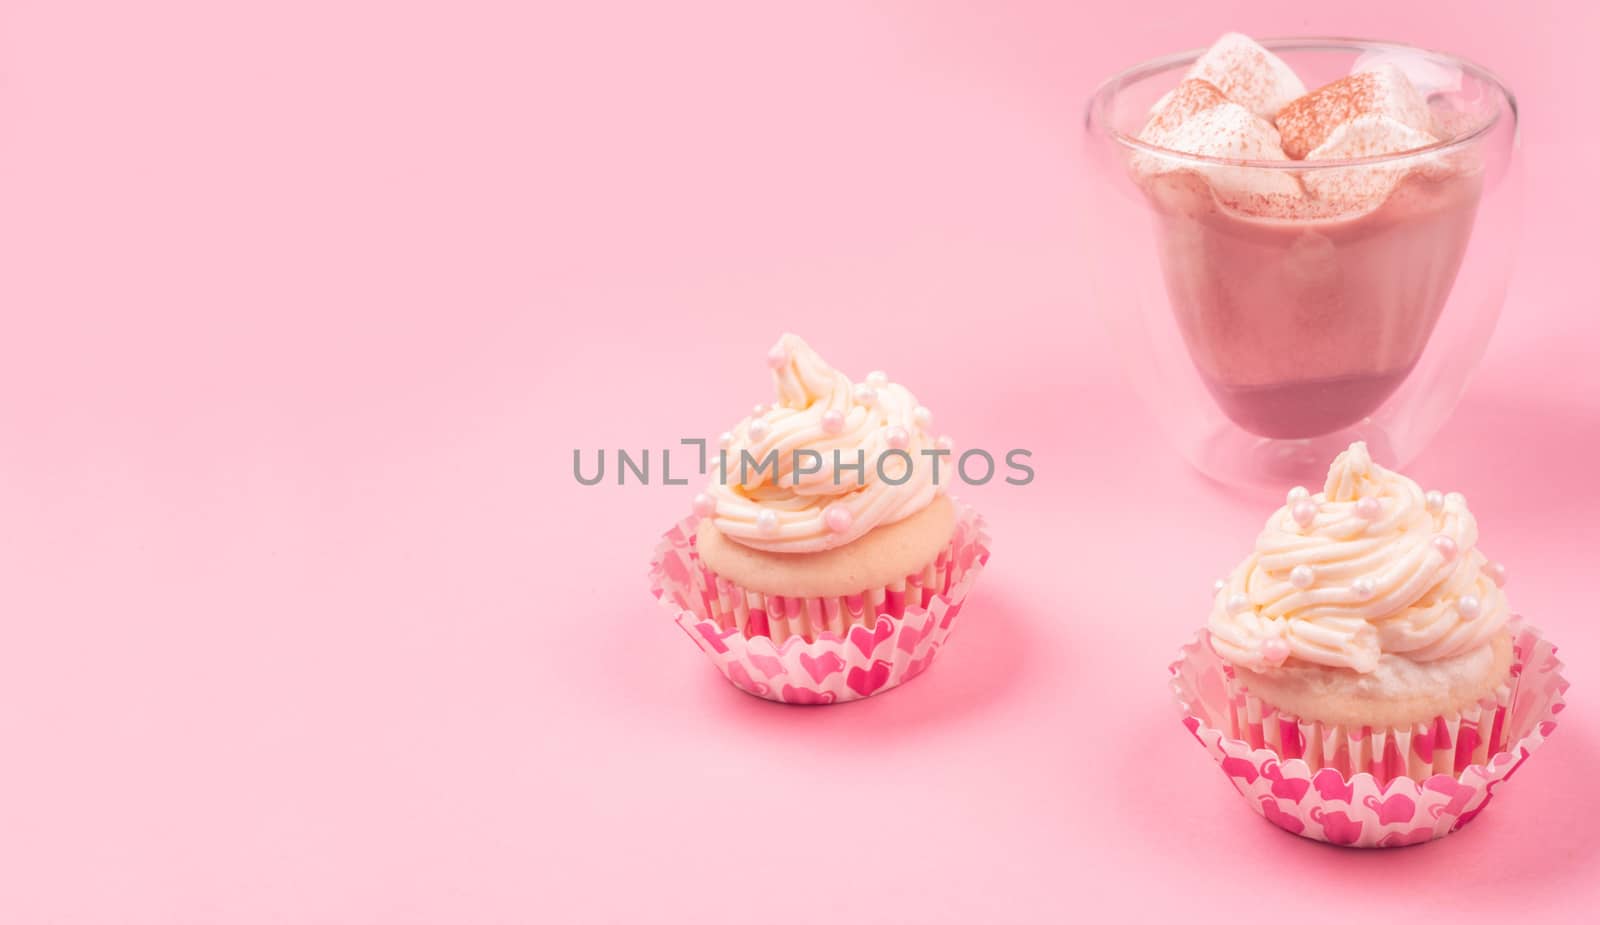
[1130,35,1481,439]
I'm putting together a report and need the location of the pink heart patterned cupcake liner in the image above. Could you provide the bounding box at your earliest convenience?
[1170,618,1566,847]
[650,501,990,704]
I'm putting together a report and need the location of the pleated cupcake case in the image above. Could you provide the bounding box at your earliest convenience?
[651,501,989,704]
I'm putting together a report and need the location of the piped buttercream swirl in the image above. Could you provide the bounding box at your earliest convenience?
[1209,442,1509,672]
[704,334,942,553]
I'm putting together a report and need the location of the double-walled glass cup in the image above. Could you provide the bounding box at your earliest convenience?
[1084,38,1520,489]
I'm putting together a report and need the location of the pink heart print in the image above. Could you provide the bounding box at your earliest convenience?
[779,684,836,705]
[1219,756,1260,786]
[846,659,894,697]
[849,620,895,658]
[1260,759,1310,802]
[1276,719,1305,758]
[694,623,738,655]
[1259,797,1305,835]
[658,548,691,587]
[723,661,769,697]
[748,652,785,680]
[1454,721,1481,772]
[903,647,937,682]
[1312,768,1355,803]
[1374,735,1404,780]
[1423,775,1475,818]
[1363,793,1417,826]
[798,651,846,684]
[1412,721,1437,763]
[1377,825,1436,848]
[897,615,935,655]
[1309,807,1364,846]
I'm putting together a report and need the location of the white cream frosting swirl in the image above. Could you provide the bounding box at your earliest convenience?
[1208,442,1510,673]
[702,333,944,553]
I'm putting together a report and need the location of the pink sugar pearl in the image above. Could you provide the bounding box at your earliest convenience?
[824,505,853,534]
[1432,535,1458,561]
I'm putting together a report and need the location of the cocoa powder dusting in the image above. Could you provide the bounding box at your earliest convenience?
[1275,72,1381,159]
[1144,79,1230,137]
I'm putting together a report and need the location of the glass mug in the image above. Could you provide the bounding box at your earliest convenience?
[1084,38,1520,489]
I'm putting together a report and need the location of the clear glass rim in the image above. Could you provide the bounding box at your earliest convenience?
[1084,36,1519,170]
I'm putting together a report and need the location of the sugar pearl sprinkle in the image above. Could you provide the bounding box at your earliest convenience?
[692,493,716,518]
[820,409,844,434]
[912,405,933,429]
[824,505,853,534]
[865,370,889,388]
[747,419,770,442]
[1425,491,1444,513]
[1287,486,1310,505]
[884,425,909,449]
[1213,578,1227,595]
[1289,565,1315,589]
[852,383,877,405]
[1260,638,1291,666]
[1227,592,1250,614]
[935,435,954,452]
[1485,561,1508,587]
[1355,497,1381,520]
[1352,577,1377,600]
[1291,500,1317,528]
[1457,595,1482,620]
[756,510,779,535]
[1432,535,1458,561]
[718,431,734,449]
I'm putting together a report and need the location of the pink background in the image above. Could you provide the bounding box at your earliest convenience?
[2,1,1597,922]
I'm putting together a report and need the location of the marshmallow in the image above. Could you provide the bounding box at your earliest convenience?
[1275,65,1435,160]
[1352,48,1463,97]
[1136,78,1301,205]
[1140,78,1232,139]
[1182,33,1306,120]
[1300,114,1442,206]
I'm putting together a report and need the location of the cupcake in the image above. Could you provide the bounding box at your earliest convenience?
[649,333,989,704]
[1172,442,1566,847]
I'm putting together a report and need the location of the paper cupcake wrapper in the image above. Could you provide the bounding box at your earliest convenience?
[649,501,990,704]
[1171,618,1567,847]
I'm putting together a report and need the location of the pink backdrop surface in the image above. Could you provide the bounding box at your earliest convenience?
[2,1,1597,922]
